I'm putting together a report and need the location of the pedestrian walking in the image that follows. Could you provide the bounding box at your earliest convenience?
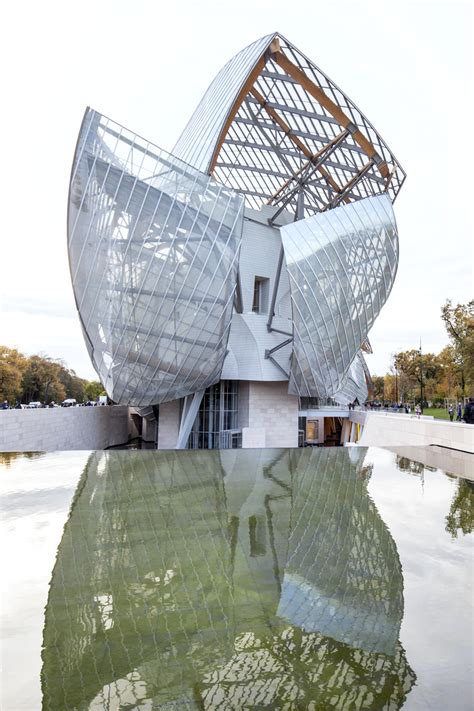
[463,398,474,424]
[448,405,454,421]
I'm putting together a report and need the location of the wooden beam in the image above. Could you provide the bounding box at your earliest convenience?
[208,56,267,174]
[250,87,348,201]
[326,160,374,209]
[272,51,390,179]
[267,129,348,204]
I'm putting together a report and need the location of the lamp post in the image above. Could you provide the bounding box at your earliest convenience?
[419,340,424,414]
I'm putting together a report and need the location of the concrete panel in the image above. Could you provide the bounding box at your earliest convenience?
[356,412,474,453]
[248,381,298,448]
[157,400,181,449]
[0,407,129,452]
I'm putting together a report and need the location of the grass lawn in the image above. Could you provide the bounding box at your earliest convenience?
[422,407,451,420]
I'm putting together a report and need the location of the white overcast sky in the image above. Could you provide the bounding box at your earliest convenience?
[1,0,472,380]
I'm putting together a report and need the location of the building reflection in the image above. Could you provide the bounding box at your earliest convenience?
[41,449,415,709]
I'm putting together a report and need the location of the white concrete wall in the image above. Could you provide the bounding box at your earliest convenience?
[356,412,474,453]
[157,399,180,449]
[0,406,130,452]
[244,381,299,448]
[387,445,474,481]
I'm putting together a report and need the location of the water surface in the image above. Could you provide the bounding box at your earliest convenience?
[1,448,472,710]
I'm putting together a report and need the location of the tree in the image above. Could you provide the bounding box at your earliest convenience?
[436,346,464,401]
[441,300,474,395]
[22,355,66,404]
[445,479,474,538]
[58,364,87,402]
[0,346,27,403]
[394,349,441,403]
[84,380,106,401]
[371,375,385,400]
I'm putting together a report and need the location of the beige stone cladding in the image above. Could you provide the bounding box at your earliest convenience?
[244,380,299,448]
[0,406,129,452]
[157,399,180,449]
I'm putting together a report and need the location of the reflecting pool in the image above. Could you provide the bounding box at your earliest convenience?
[1,448,473,710]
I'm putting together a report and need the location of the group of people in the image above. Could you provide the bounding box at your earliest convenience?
[451,398,474,424]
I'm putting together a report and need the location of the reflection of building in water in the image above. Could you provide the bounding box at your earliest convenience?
[41,449,415,710]
[280,448,402,655]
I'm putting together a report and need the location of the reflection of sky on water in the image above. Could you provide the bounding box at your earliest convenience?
[0,452,92,711]
[0,448,472,710]
[367,447,473,711]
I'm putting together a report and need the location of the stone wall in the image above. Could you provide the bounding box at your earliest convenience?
[244,381,299,448]
[0,406,130,452]
[157,400,180,449]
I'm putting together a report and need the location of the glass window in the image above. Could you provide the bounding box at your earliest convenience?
[187,380,240,449]
[252,277,269,314]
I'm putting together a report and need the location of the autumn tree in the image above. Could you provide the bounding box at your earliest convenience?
[371,375,385,400]
[441,300,474,395]
[22,355,67,404]
[436,346,464,401]
[394,349,441,403]
[0,347,27,403]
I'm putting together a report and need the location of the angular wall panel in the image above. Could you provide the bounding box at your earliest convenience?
[281,194,398,398]
[68,109,244,406]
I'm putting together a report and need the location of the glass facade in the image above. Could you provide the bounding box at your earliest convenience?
[187,380,240,449]
[68,109,244,407]
[281,194,398,398]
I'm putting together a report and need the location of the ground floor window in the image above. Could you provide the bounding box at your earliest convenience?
[187,380,240,449]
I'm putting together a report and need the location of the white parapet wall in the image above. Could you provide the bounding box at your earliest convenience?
[353,411,474,454]
[0,406,130,452]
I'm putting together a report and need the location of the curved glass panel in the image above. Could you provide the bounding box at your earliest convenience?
[332,350,369,405]
[281,194,398,398]
[172,33,275,173]
[68,110,244,406]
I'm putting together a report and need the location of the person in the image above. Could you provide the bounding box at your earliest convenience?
[415,403,421,418]
[463,398,474,424]
[456,402,462,421]
[448,405,454,422]
[1,400,9,410]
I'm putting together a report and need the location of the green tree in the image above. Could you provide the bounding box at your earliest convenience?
[84,380,106,401]
[445,479,474,538]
